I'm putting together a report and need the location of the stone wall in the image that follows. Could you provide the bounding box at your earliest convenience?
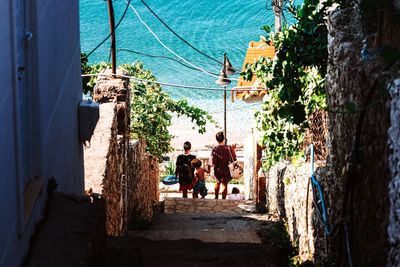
[325,7,394,266]
[267,162,287,219]
[264,5,399,266]
[266,161,329,263]
[85,70,159,236]
[100,105,123,236]
[126,139,159,228]
[388,79,400,265]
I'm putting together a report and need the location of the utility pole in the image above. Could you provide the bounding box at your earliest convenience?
[273,0,283,32]
[215,53,232,145]
[107,0,117,77]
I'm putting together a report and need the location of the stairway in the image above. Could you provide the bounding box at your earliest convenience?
[163,197,256,214]
[26,193,287,267]
[102,198,284,267]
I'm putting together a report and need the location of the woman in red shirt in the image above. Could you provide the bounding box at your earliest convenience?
[211,131,236,199]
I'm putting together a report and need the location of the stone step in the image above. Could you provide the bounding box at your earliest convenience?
[163,197,255,214]
[128,212,269,243]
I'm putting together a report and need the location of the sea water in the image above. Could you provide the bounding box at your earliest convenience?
[80,0,299,147]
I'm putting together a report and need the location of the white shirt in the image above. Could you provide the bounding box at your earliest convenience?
[227,194,243,200]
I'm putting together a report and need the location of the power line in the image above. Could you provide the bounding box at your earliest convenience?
[208,103,262,114]
[81,72,266,92]
[139,0,237,71]
[117,48,219,76]
[124,0,239,81]
[86,0,132,58]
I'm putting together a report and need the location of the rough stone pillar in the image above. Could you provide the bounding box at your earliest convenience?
[85,69,159,234]
[388,78,400,266]
[326,7,392,266]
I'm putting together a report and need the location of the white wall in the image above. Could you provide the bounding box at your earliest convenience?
[0,0,21,266]
[0,0,83,266]
[34,0,84,193]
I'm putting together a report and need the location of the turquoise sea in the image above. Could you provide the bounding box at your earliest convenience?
[79,0,282,99]
[79,0,299,146]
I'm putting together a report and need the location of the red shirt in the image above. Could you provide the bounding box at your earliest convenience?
[211,144,236,183]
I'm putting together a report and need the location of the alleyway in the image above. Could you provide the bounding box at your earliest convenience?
[26,191,294,267]
[98,198,290,267]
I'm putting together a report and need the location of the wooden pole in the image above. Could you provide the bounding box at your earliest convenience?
[107,0,117,77]
[223,53,227,144]
[224,88,227,144]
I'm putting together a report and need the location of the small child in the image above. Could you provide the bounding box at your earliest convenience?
[227,187,244,200]
[191,158,209,198]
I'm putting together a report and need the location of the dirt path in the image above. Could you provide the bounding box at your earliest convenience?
[99,213,290,267]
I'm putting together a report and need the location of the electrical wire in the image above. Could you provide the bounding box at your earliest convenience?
[117,48,219,76]
[124,0,239,81]
[81,72,266,92]
[86,0,132,58]
[138,0,239,72]
[208,103,262,114]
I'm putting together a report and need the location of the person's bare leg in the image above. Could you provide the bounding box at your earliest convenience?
[182,189,188,198]
[193,191,198,198]
[214,181,220,199]
[221,182,228,199]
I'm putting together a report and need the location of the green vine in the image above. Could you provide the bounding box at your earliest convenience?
[241,0,333,169]
[81,53,111,94]
[81,54,215,159]
[123,62,214,159]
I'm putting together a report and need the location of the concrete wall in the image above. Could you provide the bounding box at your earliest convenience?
[0,0,83,266]
[243,135,255,200]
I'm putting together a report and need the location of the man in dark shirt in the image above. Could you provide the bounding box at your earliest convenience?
[175,141,196,198]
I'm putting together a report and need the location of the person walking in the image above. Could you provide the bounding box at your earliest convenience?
[175,141,196,198]
[210,131,236,199]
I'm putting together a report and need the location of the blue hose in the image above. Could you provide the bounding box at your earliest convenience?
[310,144,331,235]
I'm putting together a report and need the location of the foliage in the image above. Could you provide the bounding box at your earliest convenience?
[229,178,244,185]
[161,161,176,179]
[80,56,215,159]
[241,0,332,169]
[123,62,215,159]
[81,52,112,94]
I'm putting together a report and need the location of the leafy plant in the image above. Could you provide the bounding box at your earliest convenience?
[162,161,176,177]
[81,52,111,94]
[123,61,215,159]
[241,0,332,169]
[80,57,215,160]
